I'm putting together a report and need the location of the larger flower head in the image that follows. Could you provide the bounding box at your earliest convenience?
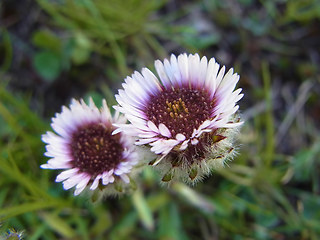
[114,53,243,183]
[41,98,139,196]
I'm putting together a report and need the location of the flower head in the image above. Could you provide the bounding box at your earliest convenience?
[114,53,243,183]
[41,98,139,196]
[3,229,24,240]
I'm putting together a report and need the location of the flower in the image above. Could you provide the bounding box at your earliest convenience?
[41,98,139,196]
[3,229,24,240]
[114,53,243,183]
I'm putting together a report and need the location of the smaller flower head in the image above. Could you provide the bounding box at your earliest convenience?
[41,98,139,196]
[114,53,243,184]
[3,229,24,240]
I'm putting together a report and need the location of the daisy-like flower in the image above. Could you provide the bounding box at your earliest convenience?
[41,98,139,196]
[114,53,243,183]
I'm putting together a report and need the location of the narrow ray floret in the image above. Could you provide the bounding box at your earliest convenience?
[114,53,244,183]
[41,98,139,196]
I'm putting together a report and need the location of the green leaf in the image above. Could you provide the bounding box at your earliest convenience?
[91,207,112,236]
[0,201,63,220]
[292,140,320,182]
[71,47,90,65]
[0,28,13,72]
[302,194,320,220]
[109,212,137,240]
[131,189,154,231]
[172,182,214,213]
[32,30,62,52]
[33,51,61,82]
[40,212,77,238]
[158,203,187,240]
[182,32,221,49]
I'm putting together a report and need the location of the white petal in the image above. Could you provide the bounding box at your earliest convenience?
[55,168,79,182]
[164,58,176,87]
[45,144,70,156]
[170,54,182,86]
[136,137,159,145]
[74,185,86,196]
[73,175,91,195]
[152,153,168,166]
[42,131,67,145]
[208,63,220,97]
[221,121,244,128]
[109,176,115,183]
[216,65,226,85]
[112,123,145,135]
[147,121,159,133]
[51,122,70,139]
[155,60,171,88]
[120,174,130,183]
[197,56,208,89]
[101,99,112,120]
[40,164,53,169]
[76,175,91,190]
[132,71,158,95]
[179,140,189,150]
[123,79,148,104]
[63,173,85,190]
[191,139,199,145]
[158,123,171,138]
[141,68,163,93]
[114,98,146,119]
[191,129,198,138]
[188,54,200,87]
[176,133,186,141]
[198,119,211,130]
[90,175,101,190]
[150,139,179,154]
[117,89,145,110]
[138,131,159,138]
[126,113,147,126]
[177,53,189,85]
[102,175,113,185]
[44,159,71,169]
[195,128,212,138]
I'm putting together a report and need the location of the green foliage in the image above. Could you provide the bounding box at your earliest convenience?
[0,29,13,73]
[33,51,61,81]
[35,0,167,75]
[1,0,320,239]
[292,140,320,182]
[285,0,320,22]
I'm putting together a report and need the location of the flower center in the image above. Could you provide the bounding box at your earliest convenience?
[69,123,124,176]
[146,87,215,138]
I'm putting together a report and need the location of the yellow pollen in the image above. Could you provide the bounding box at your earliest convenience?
[165,98,190,117]
[175,103,180,111]
[172,104,177,113]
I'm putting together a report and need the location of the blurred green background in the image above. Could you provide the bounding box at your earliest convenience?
[0,0,320,239]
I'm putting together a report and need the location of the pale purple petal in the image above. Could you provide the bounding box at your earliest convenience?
[158,123,171,138]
